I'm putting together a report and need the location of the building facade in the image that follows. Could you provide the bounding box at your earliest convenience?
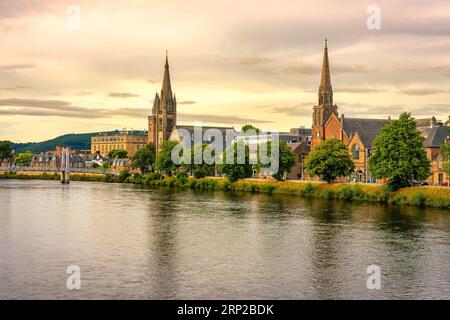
[91,130,147,157]
[310,40,449,183]
[148,53,177,151]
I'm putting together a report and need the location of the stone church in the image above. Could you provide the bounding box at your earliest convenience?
[148,53,177,150]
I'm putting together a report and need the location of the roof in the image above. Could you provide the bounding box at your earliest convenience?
[417,126,450,148]
[172,125,235,149]
[289,127,312,136]
[287,141,311,154]
[343,118,391,148]
[416,117,437,128]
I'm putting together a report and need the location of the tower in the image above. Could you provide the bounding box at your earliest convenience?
[148,52,177,150]
[311,39,338,149]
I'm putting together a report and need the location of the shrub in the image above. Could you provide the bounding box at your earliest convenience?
[176,172,188,185]
[117,169,130,183]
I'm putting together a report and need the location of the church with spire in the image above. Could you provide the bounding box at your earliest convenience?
[148,52,177,150]
[311,40,448,184]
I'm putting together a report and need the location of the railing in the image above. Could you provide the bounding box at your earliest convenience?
[0,166,115,175]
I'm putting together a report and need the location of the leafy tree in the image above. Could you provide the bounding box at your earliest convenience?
[183,144,216,178]
[15,152,33,166]
[241,124,260,134]
[155,141,180,176]
[0,141,13,162]
[369,112,430,190]
[259,140,296,181]
[440,142,450,186]
[107,149,128,159]
[131,144,156,173]
[305,138,354,183]
[216,141,253,182]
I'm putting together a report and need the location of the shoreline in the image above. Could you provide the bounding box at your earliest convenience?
[1,172,449,209]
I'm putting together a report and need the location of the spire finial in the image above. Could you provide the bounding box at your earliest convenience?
[325,38,328,49]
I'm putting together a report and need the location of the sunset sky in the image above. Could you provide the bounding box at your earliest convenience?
[1,0,449,142]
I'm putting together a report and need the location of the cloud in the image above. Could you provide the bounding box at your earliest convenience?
[178,113,273,124]
[0,64,35,70]
[398,88,450,96]
[1,85,32,91]
[337,87,386,94]
[108,92,140,98]
[0,98,272,125]
[146,79,157,84]
[75,91,94,96]
[178,100,196,105]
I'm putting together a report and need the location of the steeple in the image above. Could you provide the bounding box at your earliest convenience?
[152,92,160,114]
[319,38,333,106]
[161,50,172,99]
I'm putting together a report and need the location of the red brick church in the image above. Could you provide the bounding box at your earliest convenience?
[311,40,449,184]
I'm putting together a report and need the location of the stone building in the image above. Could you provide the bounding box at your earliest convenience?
[91,130,147,157]
[311,40,449,183]
[148,53,177,151]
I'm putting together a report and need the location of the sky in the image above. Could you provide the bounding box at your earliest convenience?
[0,0,449,142]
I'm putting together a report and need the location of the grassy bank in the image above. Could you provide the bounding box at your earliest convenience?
[1,171,449,209]
[0,172,112,182]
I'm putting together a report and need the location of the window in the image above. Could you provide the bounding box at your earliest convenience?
[352,144,360,160]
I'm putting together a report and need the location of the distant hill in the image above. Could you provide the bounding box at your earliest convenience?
[11,132,100,153]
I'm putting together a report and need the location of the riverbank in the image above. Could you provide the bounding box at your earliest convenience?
[1,171,449,209]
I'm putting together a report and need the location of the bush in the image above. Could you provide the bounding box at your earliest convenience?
[117,169,130,183]
[176,172,188,185]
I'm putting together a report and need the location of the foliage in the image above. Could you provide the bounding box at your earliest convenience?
[369,112,430,191]
[156,140,181,176]
[305,138,354,183]
[117,169,130,183]
[241,124,260,134]
[176,171,188,184]
[14,152,33,166]
[107,149,128,159]
[441,143,450,184]
[0,141,13,162]
[132,144,156,173]
[182,144,216,179]
[216,141,253,182]
[259,140,296,181]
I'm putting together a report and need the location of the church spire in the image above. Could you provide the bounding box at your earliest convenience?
[319,38,333,105]
[161,50,172,98]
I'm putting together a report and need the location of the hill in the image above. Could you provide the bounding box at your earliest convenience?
[11,132,99,153]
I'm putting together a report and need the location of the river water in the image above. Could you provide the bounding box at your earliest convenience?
[0,180,449,299]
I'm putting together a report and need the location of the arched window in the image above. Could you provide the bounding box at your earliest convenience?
[352,144,360,160]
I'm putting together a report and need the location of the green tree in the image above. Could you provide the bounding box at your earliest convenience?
[0,141,13,162]
[15,152,33,166]
[305,138,354,183]
[182,143,216,178]
[156,140,180,176]
[216,141,253,182]
[132,144,156,173]
[107,149,128,159]
[440,142,450,186]
[369,112,430,190]
[259,140,296,181]
[241,124,260,134]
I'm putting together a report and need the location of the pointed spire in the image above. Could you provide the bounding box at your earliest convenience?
[320,38,331,89]
[161,50,172,98]
[318,38,333,106]
[152,92,160,114]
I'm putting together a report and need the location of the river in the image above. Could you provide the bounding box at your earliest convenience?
[0,180,449,299]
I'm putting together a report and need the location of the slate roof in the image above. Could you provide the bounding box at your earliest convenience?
[343,118,391,148]
[173,125,235,149]
[417,126,450,148]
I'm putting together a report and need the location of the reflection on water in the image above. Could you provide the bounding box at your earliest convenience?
[0,180,449,299]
